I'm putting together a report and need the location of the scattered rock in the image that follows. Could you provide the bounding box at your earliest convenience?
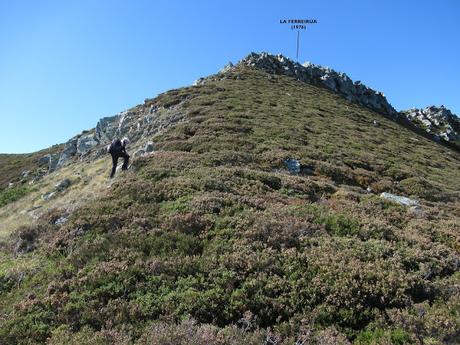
[408,205,424,218]
[70,224,91,239]
[42,191,56,201]
[54,216,69,226]
[25,206,42,219]
[55,178,71,191]
[144,141,154,153]
[21,170,31,178]
[29,170,46,184]
[134,149,145,157]
[380,192,419,207]
[132,142,153,158]
[300,164,315,176]
[284,158,301,174]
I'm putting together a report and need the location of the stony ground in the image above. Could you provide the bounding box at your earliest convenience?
[0,66,459,344]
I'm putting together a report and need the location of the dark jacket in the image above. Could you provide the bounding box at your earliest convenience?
[109,139,126,156]
[109,139,129,178]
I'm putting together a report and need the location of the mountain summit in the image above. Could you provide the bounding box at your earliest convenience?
[0,52,459,344]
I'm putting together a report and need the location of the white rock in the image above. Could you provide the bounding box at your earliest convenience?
[380,192,419,207]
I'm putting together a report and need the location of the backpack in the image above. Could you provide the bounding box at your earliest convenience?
[108,139,122,154]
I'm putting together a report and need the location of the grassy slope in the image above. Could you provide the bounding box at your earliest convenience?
[0,157,111,238]
[0,66,459,344]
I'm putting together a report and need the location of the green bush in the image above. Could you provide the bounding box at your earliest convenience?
[355,326,412,344]
[0,185,30,207]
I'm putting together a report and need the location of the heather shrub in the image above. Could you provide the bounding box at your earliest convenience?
[399,176,456,202]
[0,185,30,207]
[47,326,131,345]
[136,318,266,345]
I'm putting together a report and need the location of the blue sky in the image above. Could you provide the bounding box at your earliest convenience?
[1,0,459,153]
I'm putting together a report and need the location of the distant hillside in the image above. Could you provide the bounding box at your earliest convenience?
[0,145,62,189]
[0,56,459,345]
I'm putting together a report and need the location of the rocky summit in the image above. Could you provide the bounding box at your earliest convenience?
[401,105,460,143]
[0,52,459,345]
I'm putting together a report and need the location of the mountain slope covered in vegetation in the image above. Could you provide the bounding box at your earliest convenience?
[0,62,459,344]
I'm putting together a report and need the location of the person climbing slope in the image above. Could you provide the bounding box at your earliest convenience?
[107,137,130,178]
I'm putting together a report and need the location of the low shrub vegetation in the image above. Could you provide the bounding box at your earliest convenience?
[0,66,459,344]
[0,185,31,207]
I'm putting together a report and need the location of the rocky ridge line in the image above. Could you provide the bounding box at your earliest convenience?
[204,52,459,147]
[239,52,398,116]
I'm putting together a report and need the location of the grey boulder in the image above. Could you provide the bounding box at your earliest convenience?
[284,158,301,174]
[55,178,71,191]
[144,141,154,153]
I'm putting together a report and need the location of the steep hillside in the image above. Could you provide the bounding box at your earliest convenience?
[0,63,459,344]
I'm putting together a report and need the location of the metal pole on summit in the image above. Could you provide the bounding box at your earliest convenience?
[296,30,300,61]
[280,18,316,61]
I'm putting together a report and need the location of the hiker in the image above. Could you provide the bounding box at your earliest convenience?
[107,137,130,178]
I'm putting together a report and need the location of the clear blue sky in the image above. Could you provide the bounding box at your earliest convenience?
[1,0,459,153]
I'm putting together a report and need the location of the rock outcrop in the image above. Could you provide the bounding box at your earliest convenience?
[55,178,71,192]
[56,136,79,169]
[400,106,460,144]
[95,114,121,144]
[77,132,99,155]
[38,155,51,166]
[48,94,190,174]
